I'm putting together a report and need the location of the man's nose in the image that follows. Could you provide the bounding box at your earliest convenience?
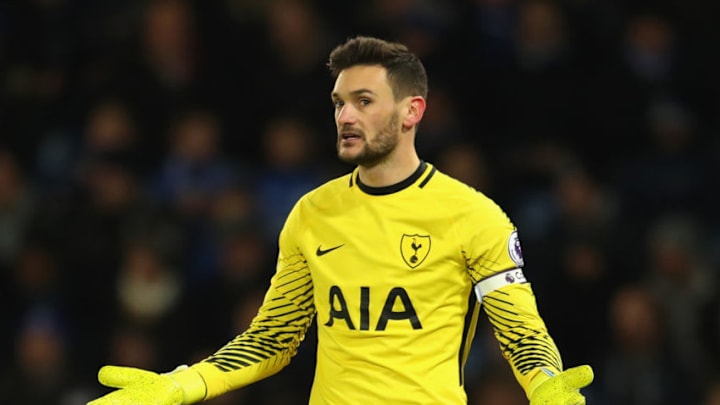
[336,105,357,125]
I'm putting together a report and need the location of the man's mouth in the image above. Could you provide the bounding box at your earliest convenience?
[340,131,362,141]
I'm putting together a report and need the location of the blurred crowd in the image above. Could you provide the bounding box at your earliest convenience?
[0,0,719,404]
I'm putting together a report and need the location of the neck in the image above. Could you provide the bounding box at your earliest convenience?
[357,152,421,187]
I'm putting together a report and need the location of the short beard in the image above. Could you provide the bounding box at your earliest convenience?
[337,112,400,167]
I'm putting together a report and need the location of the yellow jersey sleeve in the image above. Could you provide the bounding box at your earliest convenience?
[189,203,316,400]
[482,284,563,398]
[458,193,563,398]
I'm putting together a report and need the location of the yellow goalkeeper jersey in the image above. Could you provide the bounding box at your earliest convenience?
[191,161,563,404]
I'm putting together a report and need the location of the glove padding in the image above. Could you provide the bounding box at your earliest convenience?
[529,365,594,405]
[87,365,185,405]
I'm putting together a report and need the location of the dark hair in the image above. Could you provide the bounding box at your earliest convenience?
[327,36,428,100]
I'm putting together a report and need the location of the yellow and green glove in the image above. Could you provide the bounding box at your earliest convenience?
[529,365,594,405]
[87,365,207,405]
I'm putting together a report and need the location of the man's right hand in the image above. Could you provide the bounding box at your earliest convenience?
[87,365,196,405]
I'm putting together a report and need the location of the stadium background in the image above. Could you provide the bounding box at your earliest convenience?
[0,0,719,404]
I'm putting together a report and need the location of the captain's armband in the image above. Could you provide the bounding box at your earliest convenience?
[473,268,527,303]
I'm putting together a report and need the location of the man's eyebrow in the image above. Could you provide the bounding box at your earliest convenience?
[331,88,377,98]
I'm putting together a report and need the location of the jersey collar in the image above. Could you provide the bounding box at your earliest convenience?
[355,161,428,196]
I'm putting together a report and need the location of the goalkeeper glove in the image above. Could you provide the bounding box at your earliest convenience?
[529,365,594,405]
[87,365,207,405]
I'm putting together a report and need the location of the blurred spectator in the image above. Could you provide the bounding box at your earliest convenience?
[114,240,183,329]
[265,0,330,75]
[0,150,36,268]
[47,153,145,278]
[149,108,236,217]
[622,13,677,84]
[1,243,65,367]
[148,108,239,280]
[141,0,198,88]
[435,142,492,193]
[515,0,572,72]
[6,244,64,316]
[511,0,581,133]
[33,97,142,197]
[613,97,709,235]
[501,142,580,243]
[0,309,86,405]
[208,185,258,240]
[600,284,695,404]
[469,0,517,70]
[643,214,715,390]
[252,115,327,241]
[0,0,78,164]
[197,184,263,284]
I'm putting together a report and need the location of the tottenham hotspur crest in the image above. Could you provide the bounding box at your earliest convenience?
[400,234,431,269]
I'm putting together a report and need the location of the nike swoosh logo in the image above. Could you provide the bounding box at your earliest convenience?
[316,244,344,256]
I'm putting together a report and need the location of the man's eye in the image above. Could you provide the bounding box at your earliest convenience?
[333,100,344,108]
[359,99,370,106]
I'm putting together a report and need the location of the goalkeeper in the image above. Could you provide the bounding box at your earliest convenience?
[88,35,593,405]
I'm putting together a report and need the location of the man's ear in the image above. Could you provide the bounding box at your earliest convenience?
[402,96,426,129]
